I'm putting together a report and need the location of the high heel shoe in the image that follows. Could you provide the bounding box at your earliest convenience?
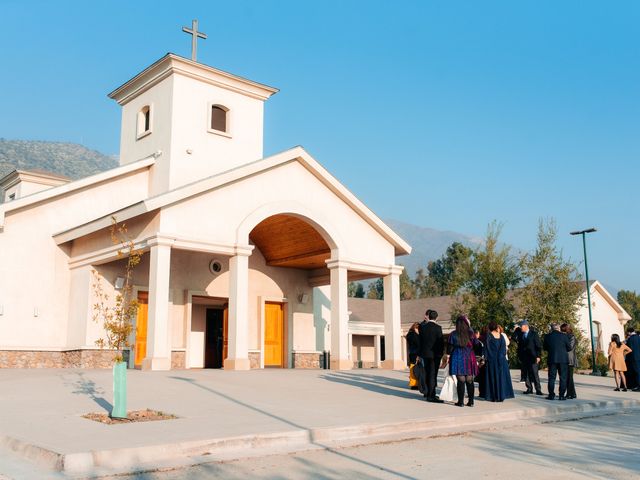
[622,387,627,392]
[614,388,620,391]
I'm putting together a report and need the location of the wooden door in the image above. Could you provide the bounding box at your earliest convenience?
[264,302,284,367]
[134,291,148,367]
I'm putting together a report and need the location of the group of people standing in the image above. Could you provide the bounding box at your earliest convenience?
[512,320,578,400]
[406,309,514,407]
[406,310,640,406]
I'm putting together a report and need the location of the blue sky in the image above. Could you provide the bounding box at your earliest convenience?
[1,1,638,292]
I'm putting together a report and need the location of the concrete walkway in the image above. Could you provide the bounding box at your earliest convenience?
[0,368,637,478]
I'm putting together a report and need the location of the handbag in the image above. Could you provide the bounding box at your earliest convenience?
[409,363,418,388]
[439,374,458,402]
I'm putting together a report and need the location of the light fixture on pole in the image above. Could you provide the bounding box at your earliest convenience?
[570,227,597,374]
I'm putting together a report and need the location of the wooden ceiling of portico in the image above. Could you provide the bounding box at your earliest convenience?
[249,214,331,270]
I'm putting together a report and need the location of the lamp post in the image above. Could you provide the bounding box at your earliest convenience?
[570,227,597,374]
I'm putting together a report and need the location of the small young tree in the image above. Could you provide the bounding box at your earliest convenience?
[92,217,141,417]
[517,219,583,335]
[399,267,416,300]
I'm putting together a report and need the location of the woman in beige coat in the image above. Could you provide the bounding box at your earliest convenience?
[608,334,633,391]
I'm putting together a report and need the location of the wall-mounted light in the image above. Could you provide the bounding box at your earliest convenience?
[0,305,3,316]
[115,277,125,290]
[34,307,39,317]
[298,293,309,304]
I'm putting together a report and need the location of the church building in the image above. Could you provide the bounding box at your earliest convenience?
[0,52,411,371]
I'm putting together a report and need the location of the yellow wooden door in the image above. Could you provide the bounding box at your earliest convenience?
[264,302,284,367]
[134,291,148,367]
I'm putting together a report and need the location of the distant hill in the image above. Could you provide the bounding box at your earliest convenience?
[384,218,484,277]
[0,139,117,180]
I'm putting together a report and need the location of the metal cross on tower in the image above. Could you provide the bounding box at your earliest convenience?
[182,19,207,62]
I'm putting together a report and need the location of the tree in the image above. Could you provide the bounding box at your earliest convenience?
[399,268,416,300]
[517,219,583,336]
[461,222,520,331]
[348,282,365,298]
[415,242,473,297]
[366,278,384,299]
[618,290,640,330]
[92,217,141,418]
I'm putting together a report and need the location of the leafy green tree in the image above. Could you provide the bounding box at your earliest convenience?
[517,219,583,342]
[461,222,520,331]
[348,282,366,298]
[366,278,384,300]
[399,267,416,300]
[415,242,473,297]
[618,290,640,330]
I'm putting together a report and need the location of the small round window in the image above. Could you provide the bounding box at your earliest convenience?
[209,259,223,275]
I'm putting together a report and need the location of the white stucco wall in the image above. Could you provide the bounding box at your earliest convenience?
[576,287,626,356]
[0,169,151,349]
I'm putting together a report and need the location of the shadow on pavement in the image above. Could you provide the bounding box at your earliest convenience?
[68,372,113,414]
[168,376,419,480]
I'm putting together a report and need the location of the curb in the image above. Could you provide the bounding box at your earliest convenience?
[2,398,639,476]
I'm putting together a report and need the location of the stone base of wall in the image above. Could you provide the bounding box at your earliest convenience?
[293,352,323,369]
[249,352,261,369]
[354,361,379,369]
[0,349,126,369]
[171,351,186,369]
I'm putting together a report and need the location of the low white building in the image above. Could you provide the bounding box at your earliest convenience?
[0,53,411,371]
[577,281,631,355]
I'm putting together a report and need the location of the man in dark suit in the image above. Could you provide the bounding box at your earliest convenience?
[543,323,572,400]
[418,309,445,403]
[518,320,543,395]
[625,327,640,391]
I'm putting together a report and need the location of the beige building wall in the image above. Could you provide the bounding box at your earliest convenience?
[0,168,151,349]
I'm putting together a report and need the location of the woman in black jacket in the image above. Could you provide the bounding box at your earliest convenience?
[561,323,577,399]
[406,322,421,390]
[406,322,420,365]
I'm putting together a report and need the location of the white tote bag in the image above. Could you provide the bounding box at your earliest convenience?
[439,375,458,402]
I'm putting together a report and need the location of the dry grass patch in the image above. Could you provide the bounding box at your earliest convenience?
[83,409,177,424]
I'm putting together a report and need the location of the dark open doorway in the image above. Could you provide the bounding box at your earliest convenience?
[205,308,224,368]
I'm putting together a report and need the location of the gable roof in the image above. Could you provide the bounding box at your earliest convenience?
[348,297,455,332]
[0,154,157,230]
[586,280,632,321]
[52,146,412,255]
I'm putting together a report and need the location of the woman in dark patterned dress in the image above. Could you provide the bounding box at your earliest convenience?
[447,315,479,407]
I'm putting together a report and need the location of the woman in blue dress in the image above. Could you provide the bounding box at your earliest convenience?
[484,320,515,402]
[447,315,479,407]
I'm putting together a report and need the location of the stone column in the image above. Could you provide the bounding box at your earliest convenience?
[143,240,172,371]
[224,250,252,370]
[374,334,382,368]
[382,267,405,370]
[328,262,351,370]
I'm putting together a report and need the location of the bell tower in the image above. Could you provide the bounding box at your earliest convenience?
[108,53,278,195]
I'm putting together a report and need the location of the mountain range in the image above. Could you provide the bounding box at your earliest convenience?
[0,139,117,180]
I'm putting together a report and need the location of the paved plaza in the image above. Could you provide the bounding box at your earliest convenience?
[0,368,638,478]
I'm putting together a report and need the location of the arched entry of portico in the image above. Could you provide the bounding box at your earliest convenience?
[224,202,355,370]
